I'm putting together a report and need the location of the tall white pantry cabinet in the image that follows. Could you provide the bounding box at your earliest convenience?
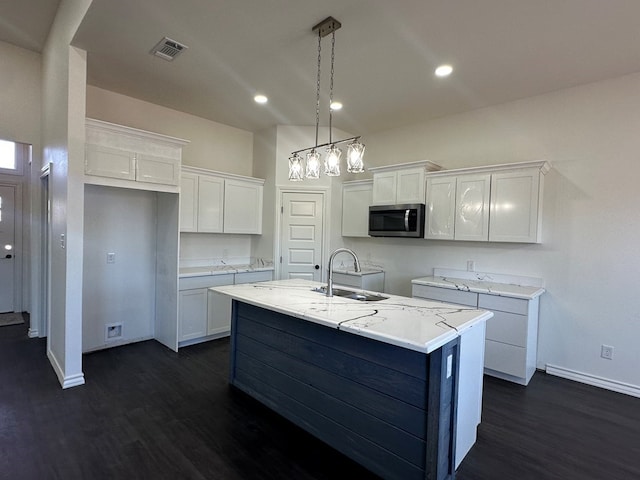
[83,119,189,353]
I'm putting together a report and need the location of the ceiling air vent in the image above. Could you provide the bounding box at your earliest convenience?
[150,37,188,61]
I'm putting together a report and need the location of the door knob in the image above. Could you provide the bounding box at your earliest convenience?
[4,254,12,259]
[314,265,320,270]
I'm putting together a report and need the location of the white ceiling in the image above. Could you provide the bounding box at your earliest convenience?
[5,0,640,135]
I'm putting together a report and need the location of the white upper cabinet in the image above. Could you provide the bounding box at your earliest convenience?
[371,171,398,205]
[223,179,263,234]
[85,118,188,193]
[489,167,544,243]
[85,144,136,181]
[179,173,198,232]
[425,161,549,243]
[455,174,491,241]
[370,160,442,206]
[179,166,264,234]
[396,167,427,204]
[137,153,180,186]
[197,175,225,233]
[342,180,373,237]
[425,176,456,240]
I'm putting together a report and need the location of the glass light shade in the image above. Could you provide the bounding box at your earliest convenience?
[324,144,342,176]
[288,153,303,181]
[346,141,365,173]
[305,150,321,179]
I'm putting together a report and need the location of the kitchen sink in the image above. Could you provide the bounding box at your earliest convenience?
[312,286,388,302]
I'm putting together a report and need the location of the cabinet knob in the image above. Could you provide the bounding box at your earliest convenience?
[314,265,320,270]
[4,254,12,259]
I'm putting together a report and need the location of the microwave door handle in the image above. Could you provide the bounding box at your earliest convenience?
[404,209,410,231]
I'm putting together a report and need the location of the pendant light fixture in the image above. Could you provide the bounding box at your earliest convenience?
[288,16,365,181]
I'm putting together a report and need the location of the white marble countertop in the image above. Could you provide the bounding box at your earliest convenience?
[412,268,545,300]
[210,279,492,354]
[179,260,274,278]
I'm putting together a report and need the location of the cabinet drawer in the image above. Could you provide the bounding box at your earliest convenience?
[179,273,234,290]
[412,285,478,307]
[478,294,528,315]
[484,340,527,378]
[486,310,527,347]
[235,270,273,284]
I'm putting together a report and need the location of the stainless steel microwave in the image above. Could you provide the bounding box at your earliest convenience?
[368,203,425,237]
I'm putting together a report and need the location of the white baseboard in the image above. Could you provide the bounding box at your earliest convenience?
[47,348,85,389]
[546,364,640,398]
[28,328,39,338]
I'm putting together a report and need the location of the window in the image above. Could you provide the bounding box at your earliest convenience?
[0,139,26,176]
[0,140,16,170]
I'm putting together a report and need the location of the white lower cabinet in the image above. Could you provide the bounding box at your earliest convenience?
[332,270,385,292]
[178,289,208,342]
[178,270,273,347]
[207,290,232,336]
[412,284,540,386]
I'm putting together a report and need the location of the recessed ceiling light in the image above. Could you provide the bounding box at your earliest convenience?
[254,94,268,104]
[330,101,343,111]
[435,64,453,77]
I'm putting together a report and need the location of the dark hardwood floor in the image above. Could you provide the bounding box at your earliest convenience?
[1,319,639,479]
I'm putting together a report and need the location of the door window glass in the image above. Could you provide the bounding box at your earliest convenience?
[0,140,16,170]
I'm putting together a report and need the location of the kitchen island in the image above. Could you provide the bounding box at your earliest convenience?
[211,279,492,480]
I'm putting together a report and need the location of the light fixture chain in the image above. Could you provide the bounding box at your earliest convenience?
[329,30,336,144]
[315,29,322,147]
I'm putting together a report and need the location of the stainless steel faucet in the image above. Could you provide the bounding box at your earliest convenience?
[326,248,361,297]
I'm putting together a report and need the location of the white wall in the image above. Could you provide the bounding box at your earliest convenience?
[252,126,277,262]
[341,72,640,392]
[41,0,91,388]
[179,233,251,266]
[86,86,254,175]
[0,41,42,332]
[82,185,156,351]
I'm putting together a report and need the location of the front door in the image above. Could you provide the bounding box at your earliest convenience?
[0,185,16,313]
[280,192,324,281]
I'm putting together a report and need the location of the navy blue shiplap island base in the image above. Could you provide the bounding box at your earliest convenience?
[210,279,492,480]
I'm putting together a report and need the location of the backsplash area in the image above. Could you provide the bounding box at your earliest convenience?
[180,232,252,267]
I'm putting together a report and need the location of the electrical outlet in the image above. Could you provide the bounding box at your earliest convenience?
[467,260,475,272]
[601,344,614,360]
[106,252,116,264]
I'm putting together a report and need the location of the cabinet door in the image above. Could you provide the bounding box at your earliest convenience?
[396,167,425,204]
[342,182,373,237]
[179,173,198,232]
[198,176,224,233]
[425,176,456,239]
[223,180,263,234]
[489,168,541,243]
[371,171,397,205]
[178,289,208,342]
[207,290,232,336]
[137,154,180,186]
[455,174,490,241]
[85,144,136,180]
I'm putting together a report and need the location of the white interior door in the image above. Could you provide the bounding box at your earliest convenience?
[0,185,16,313]
[280,192,324,281]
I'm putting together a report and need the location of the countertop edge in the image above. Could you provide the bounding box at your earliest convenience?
[411,276,545,300]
